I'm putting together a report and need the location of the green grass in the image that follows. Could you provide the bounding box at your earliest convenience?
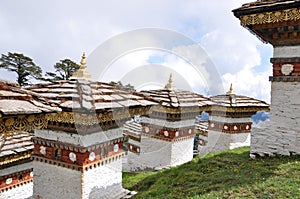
[122,147,300,198]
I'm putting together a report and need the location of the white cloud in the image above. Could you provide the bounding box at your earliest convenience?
[222,68,272,103]
[0,0,273,103]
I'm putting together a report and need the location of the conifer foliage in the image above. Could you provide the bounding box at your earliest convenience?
[0,52,42,86]
[44,59,80,81]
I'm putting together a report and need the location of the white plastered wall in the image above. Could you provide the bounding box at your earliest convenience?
[33,161,82,199]
[170,137,193,166]
[125,135,194,171]
[251,81,300,156]
[83,158,125,199]
[126,136,172,171]
[0,183,33,199]
[199,130,250,155]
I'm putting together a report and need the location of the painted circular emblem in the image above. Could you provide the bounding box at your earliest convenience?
[224,125,228,130]
[30,171,34,177]
[114,144,119,152]
[145,127,150,133]
[164,131,169,137]
[69,152,76,162]
[137,148,140,153]
[6,178,12,185]
[246,125,250,130]
[188,129,192,134]
[40,146,46,155]
[281,64,294,76]
[175,131,179,137]
[130,145,133,150]
[89,152,96,161]
[210,123,215,128]
[234,126,238,130]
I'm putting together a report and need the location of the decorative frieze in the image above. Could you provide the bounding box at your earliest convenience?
[128,143,140,155]
[208,121,252,134]
[32,136,123,153]
[0,169,33,193]
[238,8,300,26]
[209,107,268,116]
[272,62,300,76]
[271,57,300,63]
[269,76,300,82]
[32,153,124,171]
[149,110,201,121]
[125,133,141,142]
[46,110,146,126]
[141,117,195,129]
[32,138,123,167]
[141,123,194,141]
[44,107,150,133]
[196,130,208,137]
[0,152,32,167]
[0,114,47,134]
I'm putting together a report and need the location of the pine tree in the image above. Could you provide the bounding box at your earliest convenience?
[0,52,42,86]
[44,59,80,81]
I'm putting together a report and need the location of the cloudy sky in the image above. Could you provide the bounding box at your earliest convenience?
[0,0,273,102]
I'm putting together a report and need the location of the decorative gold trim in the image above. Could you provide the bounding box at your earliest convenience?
[46,109,148,125]
[0,152,32,166]
[1,114,47,152]
[209,106,270,114]
[0,114,47,133]
[195,130,208,137]
[240,8,300,26]
[150,106,209,115]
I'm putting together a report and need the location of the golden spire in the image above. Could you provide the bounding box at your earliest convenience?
[70,52,91,79]
[80,52,86,66]
[164,73,176,90]
[226,83,234,95]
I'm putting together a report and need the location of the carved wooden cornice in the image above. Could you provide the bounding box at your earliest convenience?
[239,8,300,26]
[0,114,47,134]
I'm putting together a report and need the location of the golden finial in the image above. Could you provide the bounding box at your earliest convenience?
[80,52,86,66]
[226,83,234,95]
[70,52,91,79]
[164,73,176,90]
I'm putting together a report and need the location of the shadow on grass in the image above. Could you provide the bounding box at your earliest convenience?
[123,147,300,199]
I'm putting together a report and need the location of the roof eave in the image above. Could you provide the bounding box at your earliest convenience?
[233,1,300,18]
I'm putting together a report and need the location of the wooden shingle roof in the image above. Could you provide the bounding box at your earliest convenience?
[0,79,60,117]
[26,79,157,112]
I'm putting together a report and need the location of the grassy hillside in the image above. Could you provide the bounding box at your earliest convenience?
[122,147,300,198]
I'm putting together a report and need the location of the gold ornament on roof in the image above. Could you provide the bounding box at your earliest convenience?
[164,73,176,90]
[80,52,86,66]
[70,52,91,79]
[226,83,234,95]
